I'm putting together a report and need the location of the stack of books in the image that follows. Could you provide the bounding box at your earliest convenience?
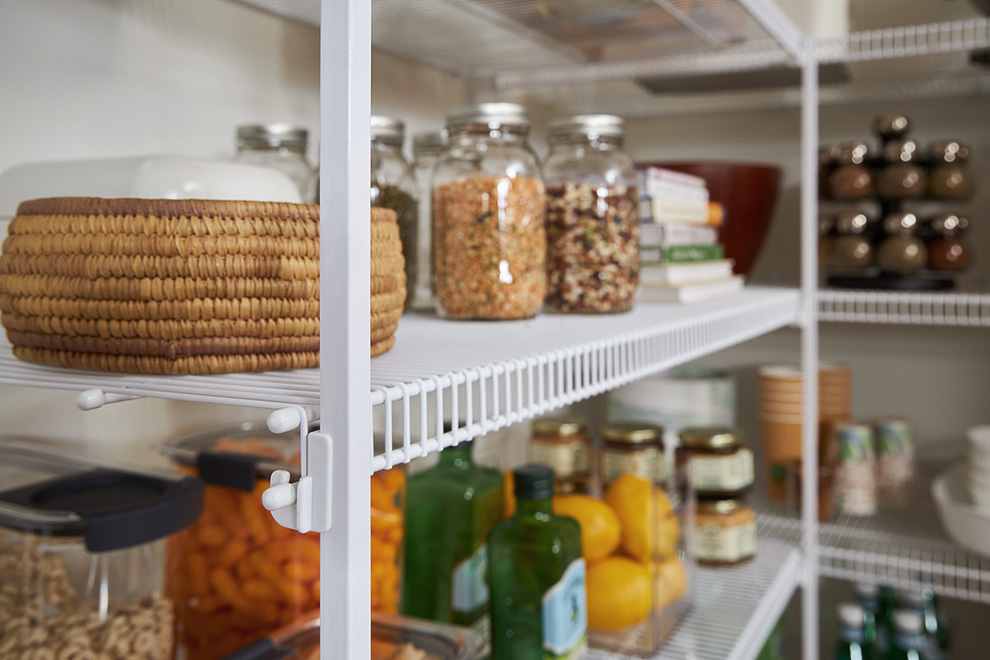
[636,167,742,304]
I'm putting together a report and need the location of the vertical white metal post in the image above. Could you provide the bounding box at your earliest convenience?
[800,36,820,660]
[320,0,372,658]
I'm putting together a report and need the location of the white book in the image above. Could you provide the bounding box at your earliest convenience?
[637,276,744,304]
[650,198,708,224]
[643,166,706,189]
[639,223,719,247]
[643,179,710,204]
[640,259,734,286]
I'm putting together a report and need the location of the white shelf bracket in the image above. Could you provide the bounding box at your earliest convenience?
[263,430,333,534]
[75,388,139,410]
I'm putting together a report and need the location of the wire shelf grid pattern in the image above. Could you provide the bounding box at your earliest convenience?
[818,290,990,326]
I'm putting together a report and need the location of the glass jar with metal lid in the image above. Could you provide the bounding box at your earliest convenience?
[371,115,419,309]
[528,418,590,480]
[234,122,317,203]
[927,140,975,200]
[876,140,926,200]
[410,130,448,311]
[600,422,666,483]
[829,211,874,270]
[432,102,546,320]
[828,142,873,201]
[543,114,640,314]
[676,426,754,498]
[877,212,927,272]
[872,114,911,141]
[694,498,757,566]
[927,213,969,271]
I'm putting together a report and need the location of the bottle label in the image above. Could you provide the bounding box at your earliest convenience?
[690,449,753,491]
[530,441,588,477]
[603,447,667,482]
[541,559,588,659]
[696,521,757,563]
[451,544,489,614]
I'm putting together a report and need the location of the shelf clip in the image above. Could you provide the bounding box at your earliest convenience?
[262,430,333,534]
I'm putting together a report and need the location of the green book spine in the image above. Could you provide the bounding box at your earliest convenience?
[660,244,724,263]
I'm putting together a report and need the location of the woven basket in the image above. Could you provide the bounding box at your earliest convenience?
[0,198,406,374]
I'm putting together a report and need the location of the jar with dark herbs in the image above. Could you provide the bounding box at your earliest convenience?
[828,142,873,201]
[829,211,874,270]
[876,140,926,200]
[927,214,969,272]
[432,103,546,320]
[543,114,639,314]
[371,115,419,308]
[927,140,975,200]
[877,212,927,272]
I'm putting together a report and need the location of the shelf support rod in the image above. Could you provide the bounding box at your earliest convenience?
[800,36,820,660]
[319,0,372,657]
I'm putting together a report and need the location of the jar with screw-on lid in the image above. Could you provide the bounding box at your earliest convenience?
[877,140,926,200]
[410,130,448,311]
[432,102,546,320]
[675,426,754,498]
[927,140,975,200]
[877,212,927,272]
[371,116,419,309]
[528,419,591,480]
[694,498,757,566]
[235,123,317,204]
[829,211,874,270]
[927,214,969,271]
[543,114,640,314]
[600,422,666,483]
[828,142,873,201]
[872,114,911,141]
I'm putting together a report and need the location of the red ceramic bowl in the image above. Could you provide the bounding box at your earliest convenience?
[640,162,781,277]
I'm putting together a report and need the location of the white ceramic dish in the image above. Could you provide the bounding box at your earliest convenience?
[932,463,990,558]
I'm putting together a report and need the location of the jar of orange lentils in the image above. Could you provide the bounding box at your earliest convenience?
[159,421,404,660]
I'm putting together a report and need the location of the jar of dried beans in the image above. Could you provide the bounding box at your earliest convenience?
[543,114,640,313]
[432,102,547,320]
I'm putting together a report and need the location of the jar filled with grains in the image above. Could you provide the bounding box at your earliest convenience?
[543,114,640,314]
[410,130,448,310]
[432,103,547,320]
[371,115,419,309]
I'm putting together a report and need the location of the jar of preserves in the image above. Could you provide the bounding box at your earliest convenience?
[829,211,873,270]
[876,140,926,200]
[828,142,873,201]
[432,103,547,320]
[600,422,666,483]
[410,130,448,310]
[675,426,754,498]
[528,418,590,480]
[877,212,927,272]
[694,498,756,566]
[371,115,419,309]
[927,140,975,200]
[235,123,317,204]
[927,213,969,271]
[543,114,640,314]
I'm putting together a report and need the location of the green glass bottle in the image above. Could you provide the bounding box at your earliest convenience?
[834,603,874,660]
[853,584,879,649]
[899,588,949,660]
[888,609,927,660]
[402,439,504,637]
[876,584,897,654]
[487,465,587,660]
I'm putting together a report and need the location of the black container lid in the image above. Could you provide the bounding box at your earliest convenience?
[0,439,203,552]
[513,464,555,500]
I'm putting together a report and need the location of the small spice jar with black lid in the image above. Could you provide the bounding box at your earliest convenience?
[676,426,754,498]
[829,211,874,270]
[927,140,975,200]
[877,212,927,272]
[877,140,926,200]
[927,214,970,272]
[528,418,591,481]
[694,498,757,566]
[872,114,911,141]
[599,422,666,483]
[828,142,873,201]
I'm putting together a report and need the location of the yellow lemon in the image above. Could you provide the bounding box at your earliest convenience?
[604,474,679,561]
[552,494,621,562]
[652,557,688,610]
[586,556,652,630]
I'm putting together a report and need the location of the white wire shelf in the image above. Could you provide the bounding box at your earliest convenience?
[588,539,802,660]
[818,290,990,326]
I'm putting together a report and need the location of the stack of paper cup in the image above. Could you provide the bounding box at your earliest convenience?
[967,425,990,512]
[758,364,852,501]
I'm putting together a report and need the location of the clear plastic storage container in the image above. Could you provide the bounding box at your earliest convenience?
[0,438,203,660]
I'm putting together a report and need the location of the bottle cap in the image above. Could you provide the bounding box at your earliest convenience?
[547,114,625,140]
[370,115,405,144]
[838,603,865,628]
[893,608,924,635]
[514,464,555,500]
[446,102,529,130]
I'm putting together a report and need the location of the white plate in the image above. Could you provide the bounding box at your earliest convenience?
[932,463,990,558]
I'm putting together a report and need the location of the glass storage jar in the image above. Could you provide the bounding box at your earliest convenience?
[819,214,835,267]
[411,130,448,311]
[432,102,547,320]
[675,426,754,498]
[927,213,969,271]
[235,123,317,204]
[543,114,640,314]
[872,114,911,141]
[371,115,419,309]
[528,418,591,480]
[0,438,203,660]
[829,211,874,270]
[600,422,666,484]
[927,140,975,200]
[876,140,926,200]
[160,422,405,660]
[877,212,927,272]
[828,142,873,201]
[693,498,756,566]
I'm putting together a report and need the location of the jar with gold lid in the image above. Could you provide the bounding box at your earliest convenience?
[528,418,590,480]
[600,422,666,483]
[927,140,975,200]
[877,212,927,272]
[876,140,926,200]
[676,426,754,498]
[694,498,757,566]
